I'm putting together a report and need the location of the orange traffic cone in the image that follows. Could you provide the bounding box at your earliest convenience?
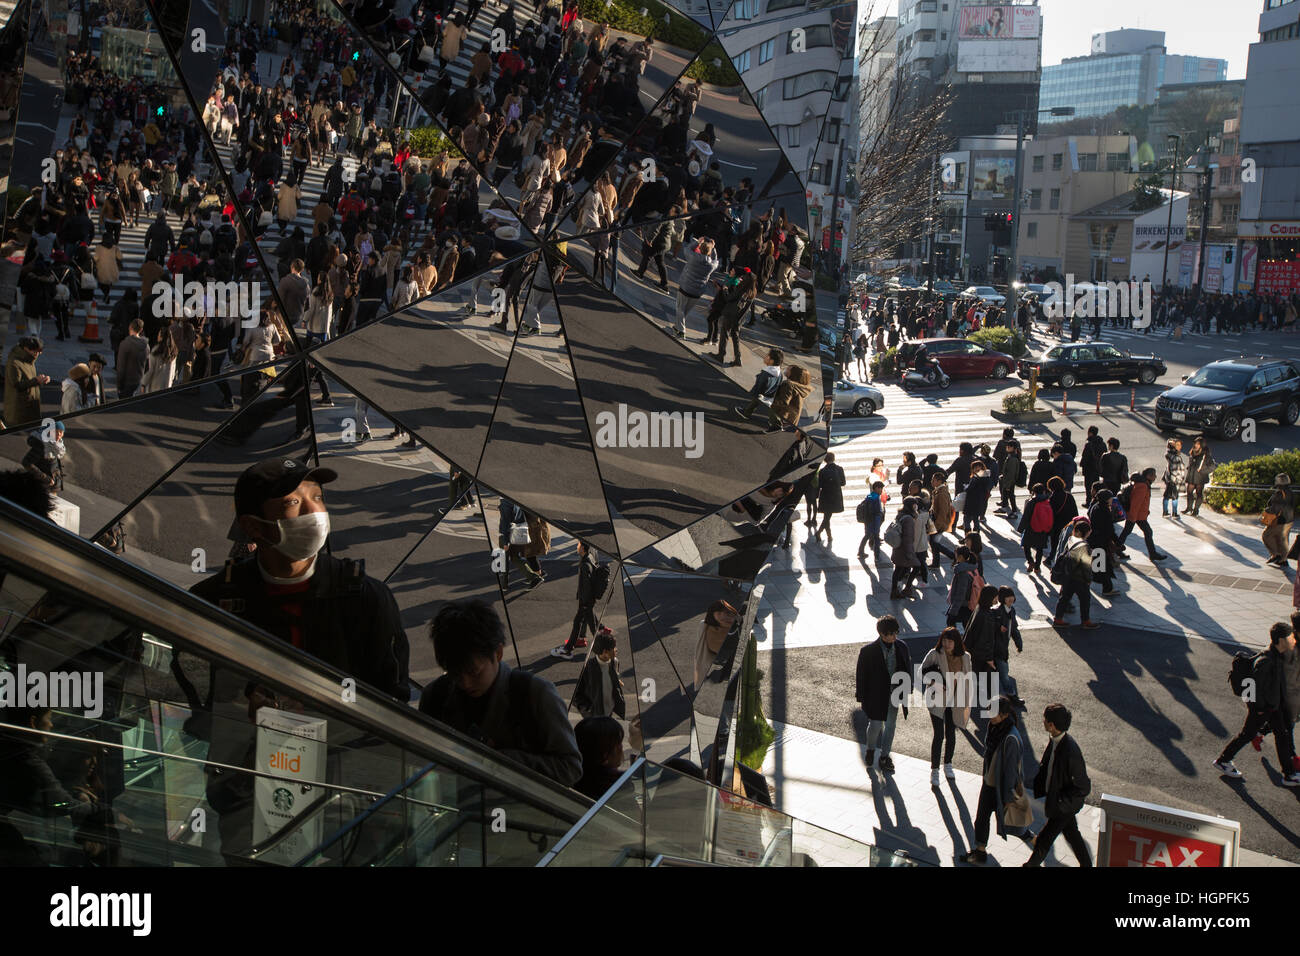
[79,299,103,344]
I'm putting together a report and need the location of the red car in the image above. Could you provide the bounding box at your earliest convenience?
[898,338,1016,379]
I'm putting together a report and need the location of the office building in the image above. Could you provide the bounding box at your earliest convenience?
[1040,29,1228,122]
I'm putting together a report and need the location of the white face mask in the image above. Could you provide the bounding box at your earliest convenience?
[258,511,329,561]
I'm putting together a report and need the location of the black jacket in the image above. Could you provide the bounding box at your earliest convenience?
[419,662,582,786]
[1099,450,1129,490]
[572,655,626,719]
[964,608,998,666]
[991,605,1022,659]
[855,638,912,721]
[1080,435,1106,476]
[190,553,408,701]
[1032,733,1091,818]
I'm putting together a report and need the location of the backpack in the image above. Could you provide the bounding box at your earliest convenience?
[589,562,612,602]
[1229,651,1265,699]
[1016,460,1028,487]
[856,496,881,525]
[1118,482,1134,513]
[1030,499,1054,534]
[1050,541,1081,585]
[882,518,902,549]
[965,569,985,611]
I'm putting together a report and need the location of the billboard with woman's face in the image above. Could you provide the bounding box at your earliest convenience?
[957,5,1041,39]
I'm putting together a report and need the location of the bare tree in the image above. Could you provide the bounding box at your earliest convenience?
[852,6,952,271]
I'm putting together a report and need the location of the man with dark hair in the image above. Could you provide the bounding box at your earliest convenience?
[1080,426,1106,504]
[1025,703,1093,866]
[420,599,581,786]
[0,470,56,517]
[1099,437,1128,494]
[1213,621,1300,786]
[855,614,911,773]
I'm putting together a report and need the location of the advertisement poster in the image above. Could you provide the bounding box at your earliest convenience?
[1204,246,1224,293]
[1256,257,1300,295]
[1106,821,1226,867]
[970,156,1015,198]
[1177,245,1199,289]
[712,789,783,866]
[957,39,1039,73]
[957,5,1040,39]
[1238,241,1258,292]
[253,708,328,865]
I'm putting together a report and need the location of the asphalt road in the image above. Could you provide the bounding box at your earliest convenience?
[758,624,1300,863]
[903,322,1300,480]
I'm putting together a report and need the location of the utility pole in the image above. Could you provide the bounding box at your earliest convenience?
[1006,109,1026,319]
[926,150,938,297]
[1161,134,1180,294]
[828,136,847,282]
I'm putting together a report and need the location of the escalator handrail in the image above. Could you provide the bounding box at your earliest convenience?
[0,500,591,822]
[537,756,646,866]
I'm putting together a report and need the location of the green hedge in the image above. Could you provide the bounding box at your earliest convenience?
[870,346,899,379]
[969,326,1029,359]
[1001,390,1039,414]
[576,0,709,49]
[406,126,461,161]
[736,637,775,771]
[1203,449,1300,514]
[683,41,741,87]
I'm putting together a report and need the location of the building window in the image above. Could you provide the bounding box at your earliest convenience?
[766,0,804,11]
[1106,152,1129,171]
[1050,188,1060,211]
[1027,222,1038,238]
[1051,153,1063,170]
[734,50,751,73]
[786,125,800,148]
[1032,155,1043,172]
[782,71,836,100]
[732,0,756,17]
[1078,153,1098,171]
[759,39,774,64]
[810,162,823,182]
[787,25,831,52]
[827,119,840,144]
[752,85,766,109]
[1029,189,1042,210]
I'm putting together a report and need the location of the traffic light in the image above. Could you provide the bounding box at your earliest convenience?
[156,106,164,117]
[352,50,360,61]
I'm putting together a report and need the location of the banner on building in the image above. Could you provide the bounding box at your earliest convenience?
[970,156,1015,198]
[1257,257,1300,295]
[957,39,1039,73]
[957,5,1040,39]
[1238,241,1258,292]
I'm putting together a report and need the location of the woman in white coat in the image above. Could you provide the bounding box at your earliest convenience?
[693,600,739,696]
[921,626,973,786]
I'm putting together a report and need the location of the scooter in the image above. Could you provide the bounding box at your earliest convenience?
[901,358,950,390]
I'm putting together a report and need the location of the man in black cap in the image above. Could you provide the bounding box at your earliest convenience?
[189,457,409,701]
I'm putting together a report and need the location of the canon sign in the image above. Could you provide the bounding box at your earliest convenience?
[1237,220,1300,238]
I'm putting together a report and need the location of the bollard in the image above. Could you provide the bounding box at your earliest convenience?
[1062,390,1068,415]
[1096,389,1101,414]
[1130,387,1135,412]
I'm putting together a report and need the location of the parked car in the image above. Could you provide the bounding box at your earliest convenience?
[931,279,960,298]
[897,338,1016,379]
[832,379,884,417]
[1019,342,1166,389]
[1013,281,1051,298]
[962,285,1006,305]
[1154,357,1300,440]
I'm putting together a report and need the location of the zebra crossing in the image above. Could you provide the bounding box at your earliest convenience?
[828,386,1058,495]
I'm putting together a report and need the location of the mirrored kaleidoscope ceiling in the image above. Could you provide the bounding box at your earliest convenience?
[0,0,845,757]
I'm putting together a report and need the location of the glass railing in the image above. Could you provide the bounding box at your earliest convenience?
[0,498,588,866]
[538,759,924,867]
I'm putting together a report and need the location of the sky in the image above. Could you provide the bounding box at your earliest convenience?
[860,0,1258,79]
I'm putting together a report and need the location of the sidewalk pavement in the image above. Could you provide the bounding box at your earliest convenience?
[761,719,1292,867]
[752,501,1296,654]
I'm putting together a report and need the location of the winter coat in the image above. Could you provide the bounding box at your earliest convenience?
[855,638,913,721]
[93,243,122,285]
[572,655,626,719]
[523,513,550,557]
[964,606,998,666]
[999,452,1021,495]
[890,513,921,568]
[816,462,846,514]
[677,244,719,297]
[1162,451,1187,492]
[992,605,1022,660]
[920,647,972,726]
[962,473,994,518]
[3,345,43,426]
[1057,537,1094,585]
[1187,449,1215,485]
[930,482,955,533]
[768,365,812,426]
[982,722,1026,839]
[1127,479,1152,522]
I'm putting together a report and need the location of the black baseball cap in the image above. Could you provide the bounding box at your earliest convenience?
[234,458,337,516]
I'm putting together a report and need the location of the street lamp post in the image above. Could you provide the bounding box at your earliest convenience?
[1161,134,1181,294]
[1193,135,1220,299]
[1006,105,1074,321]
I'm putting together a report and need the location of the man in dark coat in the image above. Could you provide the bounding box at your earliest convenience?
[1086,490,1119,595]
[1025,703,1093,866]
[1099,437,1128,494]
[855,615,912,773]
[1079,426,1107,504]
